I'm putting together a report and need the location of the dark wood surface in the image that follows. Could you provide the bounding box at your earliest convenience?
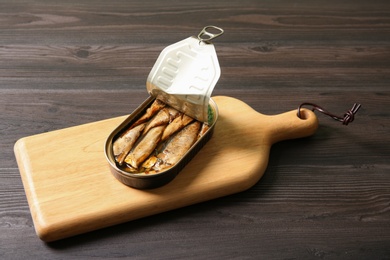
[1,0,389,259]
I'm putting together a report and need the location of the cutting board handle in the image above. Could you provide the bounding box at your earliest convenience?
[214,96,319,146]
[264,108,319,145]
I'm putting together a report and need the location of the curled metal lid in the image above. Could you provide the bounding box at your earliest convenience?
[146,26,223,123]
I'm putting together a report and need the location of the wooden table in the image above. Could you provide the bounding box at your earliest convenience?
[1,0,389,258]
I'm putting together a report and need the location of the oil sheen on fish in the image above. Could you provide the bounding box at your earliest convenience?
[161,113,194,141]
[131,99,165,128]
[113,123,146,165]
[197,123,210,140]
[152,121,201,172]
[143,107,180,135]
[124,125,165,169]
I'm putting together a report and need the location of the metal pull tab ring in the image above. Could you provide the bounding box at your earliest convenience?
[197,26,224,44]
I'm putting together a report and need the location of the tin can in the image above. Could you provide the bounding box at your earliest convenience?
[104,26,223,189]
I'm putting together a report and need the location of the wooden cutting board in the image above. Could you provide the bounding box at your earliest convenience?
[14,96,318,242]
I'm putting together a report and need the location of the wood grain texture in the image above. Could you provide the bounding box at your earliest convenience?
[1,0,389,259]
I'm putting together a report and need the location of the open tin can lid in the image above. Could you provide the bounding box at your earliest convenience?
[146,26,224,123]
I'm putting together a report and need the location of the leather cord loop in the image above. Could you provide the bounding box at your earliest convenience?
[297,102,361,125]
